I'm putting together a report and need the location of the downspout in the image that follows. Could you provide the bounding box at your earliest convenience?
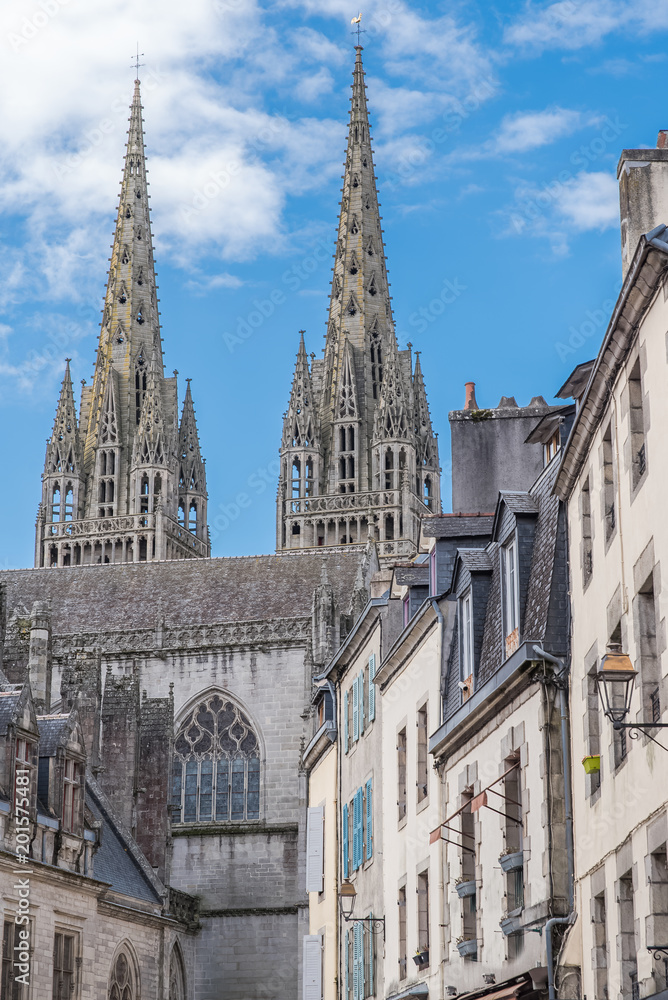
[430,597,446,1000]
[532,645,575,1000]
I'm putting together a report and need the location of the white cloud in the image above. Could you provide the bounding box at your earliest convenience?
[494,108,585,153]
[501,170,619,254]
[505,0,668,54]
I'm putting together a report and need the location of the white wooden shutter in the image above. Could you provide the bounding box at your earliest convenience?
[303,934,322,1000]
[305,806,324,893]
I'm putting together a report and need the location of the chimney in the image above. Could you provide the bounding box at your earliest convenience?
[618,130,668,276]
[464,381,479,410]
[28,601,52,713]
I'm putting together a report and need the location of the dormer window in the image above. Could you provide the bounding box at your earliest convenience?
[15,738,36,805]
[501,535,520,657]
[460,591,474,697]
[62,758,82,834]
[544,430,560,466]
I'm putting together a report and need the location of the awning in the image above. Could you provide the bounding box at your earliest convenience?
[454,974,538,1000]
[386,985,429,1000]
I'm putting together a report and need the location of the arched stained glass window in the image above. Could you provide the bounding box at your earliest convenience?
[172,694,260,824]
[109,950,136,1000]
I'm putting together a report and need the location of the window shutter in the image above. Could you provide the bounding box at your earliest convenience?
[368,654,376,721]
[365,779,373,860]
[368,914,374,995]
[359,671,365,734]
[342,802,349,878]
[354,787,364,870]
[302,934,322,1000]
[355,921,365,999]
[352,679,359,742]
[305,806,324,893]
[345,929,350,999]
[352,792,359,870]
[352,922,359,1000]
[343,689,349,753]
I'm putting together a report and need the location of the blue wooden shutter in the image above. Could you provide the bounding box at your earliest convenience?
[342,802,349,878]
[343,689,349,753]
[368,914,374,995]
[352,921,359,1000]
[352,791,360,870]
[359,671,365,734]
[365,778,373,860]
[356,921,365,999]
[368,654,376,721]
[345,929,350,999]
[352,679,359,742]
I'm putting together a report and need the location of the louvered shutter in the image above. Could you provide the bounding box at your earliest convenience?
[302,935,322,1000]
[343,688,349,753]
[352,791,359,870]
[368,654,376,721]
[305,806,324,892]
[355,921,364,999]
[368,914,374,995]
[359,671,365,734]
[345,929,350,999]
[352,679,359,742]
[342,802,349,878]
[365,779,373,860]
[352,921,359,1000]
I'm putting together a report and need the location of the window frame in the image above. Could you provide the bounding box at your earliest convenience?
[501,535,520,640]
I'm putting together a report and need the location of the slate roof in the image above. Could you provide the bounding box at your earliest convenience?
[0,693,20,736]
[37,716,69,756]
[422,514,494,538]
[456,549,492,574]
[0,550,365,634]
[442,460,566,722]
[394,565,430,586]
[86,780,162,904]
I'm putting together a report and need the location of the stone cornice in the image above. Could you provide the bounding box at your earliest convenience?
[52,616,311,659]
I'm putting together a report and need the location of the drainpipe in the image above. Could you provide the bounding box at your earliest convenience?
[431,597,447,999]
[532,645,575,1000]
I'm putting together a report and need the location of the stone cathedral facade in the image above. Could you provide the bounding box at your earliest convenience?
[0,47,440,1000]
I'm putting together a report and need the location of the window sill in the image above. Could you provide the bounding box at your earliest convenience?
[416,795,430,816]
[171,820,297,837]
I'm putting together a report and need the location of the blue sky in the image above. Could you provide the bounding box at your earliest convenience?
[1,0,668,567]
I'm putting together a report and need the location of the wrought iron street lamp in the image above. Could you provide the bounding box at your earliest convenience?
[596,644,668,743]
[338,881,386,939]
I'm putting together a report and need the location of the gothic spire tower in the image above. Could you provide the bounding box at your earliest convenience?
[277,47,441,559]
[36,79,209,568]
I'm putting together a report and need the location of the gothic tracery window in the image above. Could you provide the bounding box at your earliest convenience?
[169,948,186,1000]
[172,694,261,824]
[109,950,136,1000]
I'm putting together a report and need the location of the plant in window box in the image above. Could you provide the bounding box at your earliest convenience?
[582,755,600,774]
[455,936,477,958]
[498,847,524,873]
[454,875,477,898]
[413,946,429,967]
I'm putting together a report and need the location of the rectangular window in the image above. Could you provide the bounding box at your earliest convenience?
[417,870,430,962]
[2,921,29,1000]
[637,576,661,726]
[460,591,474,685]
[14,739,35,807]
[53,931,76,1000]
[581,475,593,586]
[628,358,646,489]
[504,759,524,910]
[397,728,407,822]
[502,536,520,653]
[368,655,376,722]
[62,759,82,834]
[592,888,609,1000]
[585,669,602,796]
[544,430,560,466]
[416,704,428,804]
[618,869,637,996]
[352,787,364,871]
[358,671,365,735]
[398,885,407,981]
[403,594,410,627]
[602,422,616,541]
[305,806,325,893]
[352,680,360,742]
[429,549,437,596]
[460,793,476,947]
[343,689,349,753]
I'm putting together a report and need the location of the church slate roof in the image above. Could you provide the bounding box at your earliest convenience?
[86,779,163,904]
[0,692,20,736]
[0,550,365,634]
[422,514,495,538]
[36,715,70,756]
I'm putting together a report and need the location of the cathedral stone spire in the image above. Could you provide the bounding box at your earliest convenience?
[177,380,208,542]
[40,360,85,528]
[277,48,441,560]
[36,81,209,567]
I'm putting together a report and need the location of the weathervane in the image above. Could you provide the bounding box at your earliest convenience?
[350,12,365,45]
[132,43,145,80]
